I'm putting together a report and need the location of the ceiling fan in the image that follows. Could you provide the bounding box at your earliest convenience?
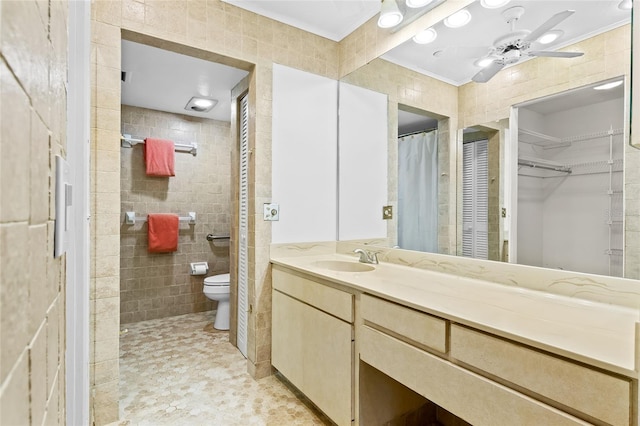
[472,6,584,83]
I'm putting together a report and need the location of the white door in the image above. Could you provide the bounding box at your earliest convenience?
[462,139,489,259]
[237,94,249,357]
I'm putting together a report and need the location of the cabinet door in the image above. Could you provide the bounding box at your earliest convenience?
[272,290,353,426]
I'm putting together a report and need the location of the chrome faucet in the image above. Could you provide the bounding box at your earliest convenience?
[353,248,379,265]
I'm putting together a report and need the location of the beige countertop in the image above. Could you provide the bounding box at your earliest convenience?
[271,253,639,378]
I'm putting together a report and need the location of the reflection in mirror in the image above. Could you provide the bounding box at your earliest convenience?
[397,107,439,252]
[339,0,637,279]
[512,79,625,277]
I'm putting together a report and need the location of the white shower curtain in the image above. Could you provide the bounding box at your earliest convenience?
[398,130,438,252]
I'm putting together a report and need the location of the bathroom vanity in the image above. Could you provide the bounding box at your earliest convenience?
[270,247,638,426]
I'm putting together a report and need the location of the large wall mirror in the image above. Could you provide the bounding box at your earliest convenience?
[338,0,639,279]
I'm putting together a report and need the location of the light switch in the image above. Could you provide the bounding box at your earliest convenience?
[264,203,280,221]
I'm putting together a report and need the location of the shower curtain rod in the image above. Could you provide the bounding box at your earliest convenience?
[398,128,437,138]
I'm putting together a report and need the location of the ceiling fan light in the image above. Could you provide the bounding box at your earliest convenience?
[480,0,511,9]
[413,28,437,44]
[538,30,563,45]
[474,57,495,68]
[378,0,404,28]
[406,0,433,8]
[444,9,471,28]
[593,80,623,90]
[618,0,632,10]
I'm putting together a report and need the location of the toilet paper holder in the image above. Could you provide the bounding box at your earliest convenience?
[190,262,209,275]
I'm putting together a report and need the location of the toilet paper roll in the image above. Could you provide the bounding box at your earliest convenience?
[190,262,209,275]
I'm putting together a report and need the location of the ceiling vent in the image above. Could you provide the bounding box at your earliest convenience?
[185,96,218,113]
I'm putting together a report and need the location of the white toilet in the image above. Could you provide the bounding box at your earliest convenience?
[203,273,230,330]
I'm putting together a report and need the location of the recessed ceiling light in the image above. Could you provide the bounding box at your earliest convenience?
[474,57,495,68]
[593,81,623,90]
[444,9,471,28]
[406,0,433,8]
[480,0,511,9]
[538,30,563,45]
[378,0,403,28]
[413,28,437,44]
[185,96,218,112]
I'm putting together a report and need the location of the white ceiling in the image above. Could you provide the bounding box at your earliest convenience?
[221,0,380,42]
[121,40,248,122]
[121,1,631,123]
[382,1,630,86]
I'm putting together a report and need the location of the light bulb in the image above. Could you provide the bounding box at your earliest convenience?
[444,9,471,28]
[413,28,437,44]
[378,0,403,28]
[480,0,511,8]
[538,30,563,45]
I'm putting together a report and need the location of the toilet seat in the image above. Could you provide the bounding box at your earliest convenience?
[204,273,230,287]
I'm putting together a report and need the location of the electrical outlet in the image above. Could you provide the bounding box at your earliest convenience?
[382,205,393,220]
[264,203,280,221]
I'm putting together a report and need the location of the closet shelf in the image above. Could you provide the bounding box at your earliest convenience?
[519,127,624,149]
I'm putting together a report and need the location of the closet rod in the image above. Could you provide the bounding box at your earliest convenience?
[120,134,198,156]
[518,159,571,174]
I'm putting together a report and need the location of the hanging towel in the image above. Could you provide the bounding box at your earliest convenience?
[143,138,175,177]
[147,214,179,253]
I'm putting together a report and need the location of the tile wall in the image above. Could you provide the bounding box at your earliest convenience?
[119,105,231,324]
[91,0,341,422]
[0,1,68,424]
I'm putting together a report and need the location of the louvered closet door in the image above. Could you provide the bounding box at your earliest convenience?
[462,140,489,259]
[237,94,249,358]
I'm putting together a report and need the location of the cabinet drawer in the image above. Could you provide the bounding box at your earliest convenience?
[361,294,447,353]
[360,326,588,426]
[272,266,353,322]
[450,325,631,426]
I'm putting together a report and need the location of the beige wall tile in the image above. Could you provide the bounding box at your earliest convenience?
[31,110,51,225]
[28,224,49,336]
[30,322,48,426]
[0,351,30,425]
[119,106,231,323]
[0,63,31,223]
[47,299,60,398]
[0,223,30,381]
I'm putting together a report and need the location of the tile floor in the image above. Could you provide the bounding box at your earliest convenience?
[119,311,332,425]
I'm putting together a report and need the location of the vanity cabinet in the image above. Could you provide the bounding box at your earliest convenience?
[360,294,632,426]
[271,266,354,426]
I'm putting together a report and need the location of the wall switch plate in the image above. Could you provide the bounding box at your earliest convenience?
[382,205,393,220]
[264,203,280,221]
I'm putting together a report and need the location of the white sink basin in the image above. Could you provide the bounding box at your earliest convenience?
[313,260,375,272]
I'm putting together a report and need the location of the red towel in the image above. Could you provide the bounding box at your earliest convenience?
[147,214,179,253]
[143,138,175,177]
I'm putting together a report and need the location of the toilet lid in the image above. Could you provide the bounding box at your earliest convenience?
[204,273,230,286]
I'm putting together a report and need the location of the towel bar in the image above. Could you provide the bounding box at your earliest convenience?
[120,134,198,156]
[125,211,196,225]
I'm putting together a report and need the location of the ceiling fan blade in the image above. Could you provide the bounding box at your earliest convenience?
[472,61,505,83]
[523,10,575,43]
[529,51,584,58]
